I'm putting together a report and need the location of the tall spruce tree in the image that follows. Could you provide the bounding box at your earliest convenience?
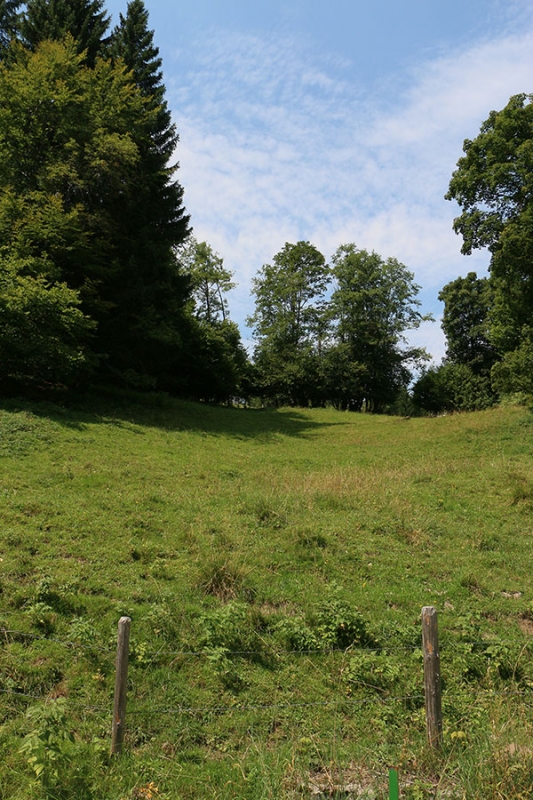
[109,0,188,243]
[100,0,191,389]
[21,0,110,66]
[0,1,22,52]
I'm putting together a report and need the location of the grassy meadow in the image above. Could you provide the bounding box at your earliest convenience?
[1,393,533,799]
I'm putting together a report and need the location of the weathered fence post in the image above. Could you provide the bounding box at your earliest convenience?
[422,606,443,748]
[110,616,131,756]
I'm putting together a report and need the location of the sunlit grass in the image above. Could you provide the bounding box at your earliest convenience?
[0,394,532,797]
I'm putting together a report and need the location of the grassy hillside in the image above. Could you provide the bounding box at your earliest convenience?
[1,394,533,799]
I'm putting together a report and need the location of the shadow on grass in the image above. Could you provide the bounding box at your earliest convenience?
[0,388,346,440]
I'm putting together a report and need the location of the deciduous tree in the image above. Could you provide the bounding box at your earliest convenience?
[179,239,235,324]
[446,93,533,355]
[0,37,191,391]
[329,245,430,411]
[248,241,329,404]
[438,272,497,375]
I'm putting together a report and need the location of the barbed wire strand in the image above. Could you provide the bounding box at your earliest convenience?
[0,688,108,713]
[2,687,531,719]
[1,630,113,653]
[3,628,532,660]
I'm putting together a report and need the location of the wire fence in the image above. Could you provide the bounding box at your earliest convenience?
[2,685,532,719]
[3,626,532,657]
[2,618,533,726]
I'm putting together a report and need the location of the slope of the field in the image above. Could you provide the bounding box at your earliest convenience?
[1,394,532,799]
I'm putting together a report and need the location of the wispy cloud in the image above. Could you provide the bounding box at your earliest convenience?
[169,17,533,361]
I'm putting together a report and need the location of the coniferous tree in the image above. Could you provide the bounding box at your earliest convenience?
[0,1,22,52]
[21,0,110,66]
[101,0,191,388]
[109,0,187,238]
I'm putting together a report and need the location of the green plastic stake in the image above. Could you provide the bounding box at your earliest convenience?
[389,768,399,800]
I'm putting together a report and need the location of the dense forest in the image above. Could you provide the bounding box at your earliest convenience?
[0,1,531,412]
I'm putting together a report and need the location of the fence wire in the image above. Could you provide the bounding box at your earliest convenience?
[1,685,532,720]
[2,626,533,729]
[2,627,532,661]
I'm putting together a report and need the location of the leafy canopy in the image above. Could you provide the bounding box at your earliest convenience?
[438,272,497,375]
[328,244,430,411]
[446,93,533,355]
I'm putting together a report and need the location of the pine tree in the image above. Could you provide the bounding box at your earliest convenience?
[109,0,184,241]
[0,1,22,52]
[21,0,110,66]
[101,0,191,387]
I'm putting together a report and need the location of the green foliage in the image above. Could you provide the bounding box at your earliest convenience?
[412,363,496,413]
[0,258,96,390]
[0,32,191,395]
[197,602,258,689]
[248,241,329,405]
[198,601,254,654]
[491,334,533,398]
[343,652,402,692]
[19,699,104,798]
[21,0,110,67]
[275,598,377,651]
[0,0,22,52]
[0,38,144,286]
[178,238,235,324]
[248,241,431,411]
[329,245,431,411]
[20,700,75,783]
[438,272,497,375]
[314,597,378,649]
[174,239,248,401]
[103,0,191,391]
[446,93,533,366]
[274,616,320,651]
[182,318,250,402]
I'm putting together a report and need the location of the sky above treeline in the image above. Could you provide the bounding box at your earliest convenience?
[105,0,533,361]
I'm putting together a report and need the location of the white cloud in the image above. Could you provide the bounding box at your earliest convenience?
[170,21,533,360]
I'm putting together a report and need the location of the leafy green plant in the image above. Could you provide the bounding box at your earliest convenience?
[19,699,104,798]
[197,602,259,688]
[274,616,320,651]
[25,601,56,634]
[343,652,402,692]
[20,700,75,784]
[315,598,378,650]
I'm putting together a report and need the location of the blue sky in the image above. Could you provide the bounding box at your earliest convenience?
[105,0,533,361]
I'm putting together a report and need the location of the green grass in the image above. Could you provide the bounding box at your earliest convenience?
[1,392,533,798]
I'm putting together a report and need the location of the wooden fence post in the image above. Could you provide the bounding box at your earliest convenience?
[110,616,131,756]
[422,606,442,748]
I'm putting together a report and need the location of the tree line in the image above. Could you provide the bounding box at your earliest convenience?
[0,0,244,400]
[0,2,530,412]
